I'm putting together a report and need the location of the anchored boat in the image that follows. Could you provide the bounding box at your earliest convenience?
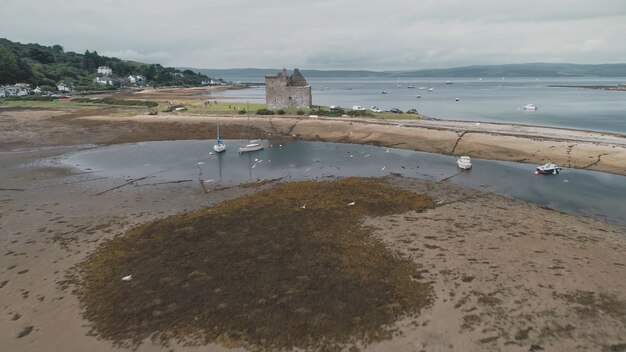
[535,163,562,175]
[457,156,472,170]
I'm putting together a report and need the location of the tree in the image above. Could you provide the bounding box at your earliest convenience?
[0,44,20,84]
[146,64,156,81]
[28,48,56,64]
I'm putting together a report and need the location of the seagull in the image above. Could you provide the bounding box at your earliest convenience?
[300,204,306,209]
[347,201,355,206]
[380,166,386,171]
[122,275,133,281]
[251,164,256,169]
[197,162,205,165]
[436,200,444,205]
[386,148,390,153]
[304,168,310,172]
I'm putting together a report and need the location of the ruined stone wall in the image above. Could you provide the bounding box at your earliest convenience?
[265,70,312,110]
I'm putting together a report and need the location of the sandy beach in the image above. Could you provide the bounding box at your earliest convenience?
[1,95,625,351]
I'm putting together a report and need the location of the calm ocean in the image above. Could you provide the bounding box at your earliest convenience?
[214,76,626,135]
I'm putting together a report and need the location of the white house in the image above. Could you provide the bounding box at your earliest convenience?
[97,66,112,75]
[3,86,29,96]
[94,76,114,85]
[127,75,137,84]
[33,86,42,95]
[0,88,6,97]
[57,82,73,92]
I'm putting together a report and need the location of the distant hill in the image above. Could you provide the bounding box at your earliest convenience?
[0,38,209,90]
[193,63,626,83]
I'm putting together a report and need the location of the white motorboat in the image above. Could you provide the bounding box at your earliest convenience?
[238,142,263,153]
[535,163,561,175]
[523,103,538,111]
[407,84,415,88]
[457,156,472,170]
[381,90,387,94]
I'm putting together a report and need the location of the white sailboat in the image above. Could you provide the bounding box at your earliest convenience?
[238,108,263,153]
[213,116,226,153]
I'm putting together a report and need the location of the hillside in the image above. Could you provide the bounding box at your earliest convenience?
[0,38,210,91]
[194,63,626,83]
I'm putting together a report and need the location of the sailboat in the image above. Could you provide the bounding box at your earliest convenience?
[213,116,226,153]
[238,106,263,153]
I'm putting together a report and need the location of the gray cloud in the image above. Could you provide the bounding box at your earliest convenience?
[2,0,625,70]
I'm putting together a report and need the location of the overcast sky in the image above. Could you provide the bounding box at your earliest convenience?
[2,0,625,70]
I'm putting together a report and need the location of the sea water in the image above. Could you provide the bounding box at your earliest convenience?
[63,140,626,226]
[212,77,626,135]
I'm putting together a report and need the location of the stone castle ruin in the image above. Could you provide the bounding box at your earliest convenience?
[265,68,312,110]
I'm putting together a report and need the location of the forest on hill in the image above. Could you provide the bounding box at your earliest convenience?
[0,38,211,91]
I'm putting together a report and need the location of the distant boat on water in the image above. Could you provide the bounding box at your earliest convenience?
[445,81,453,84]
[523,103,538,111]
[381,90,387,94]
[407,84,415,88]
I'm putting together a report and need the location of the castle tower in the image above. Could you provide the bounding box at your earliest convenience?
[265,68,312,110]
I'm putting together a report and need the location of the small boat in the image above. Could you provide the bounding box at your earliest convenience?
[523,103,538,111]
[238,141,263,153]
[407,84,415,88]
[445,81,453,84]
[381,90,387,94]
[239,109,263,153]
[428,87,434,92]
[416,94,422,98]
[457,156,472,170]
[213,116,226,153]
[535,163,561,175]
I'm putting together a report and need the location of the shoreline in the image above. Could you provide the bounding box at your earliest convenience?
[1,103,625,351]
[76,112,626,176]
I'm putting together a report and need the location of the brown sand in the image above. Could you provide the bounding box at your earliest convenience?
[1,100,625,351]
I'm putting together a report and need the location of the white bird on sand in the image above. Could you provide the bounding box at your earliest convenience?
[380,166,386,171]
[304,168,310,172]
[347,201,356,206]
[301,204,306,209]
[122,275,133,281]
[197,162,205,165]
[436,200,444,205]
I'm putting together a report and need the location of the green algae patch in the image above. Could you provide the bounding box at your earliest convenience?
[76,178,434,351]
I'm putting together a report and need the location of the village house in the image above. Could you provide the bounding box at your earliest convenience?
[126,75,145,84]
[265,68,312,110]
[94,76,114,85]
[97,66,112,75]
[2,84,30,97]
[56,82,73,92]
